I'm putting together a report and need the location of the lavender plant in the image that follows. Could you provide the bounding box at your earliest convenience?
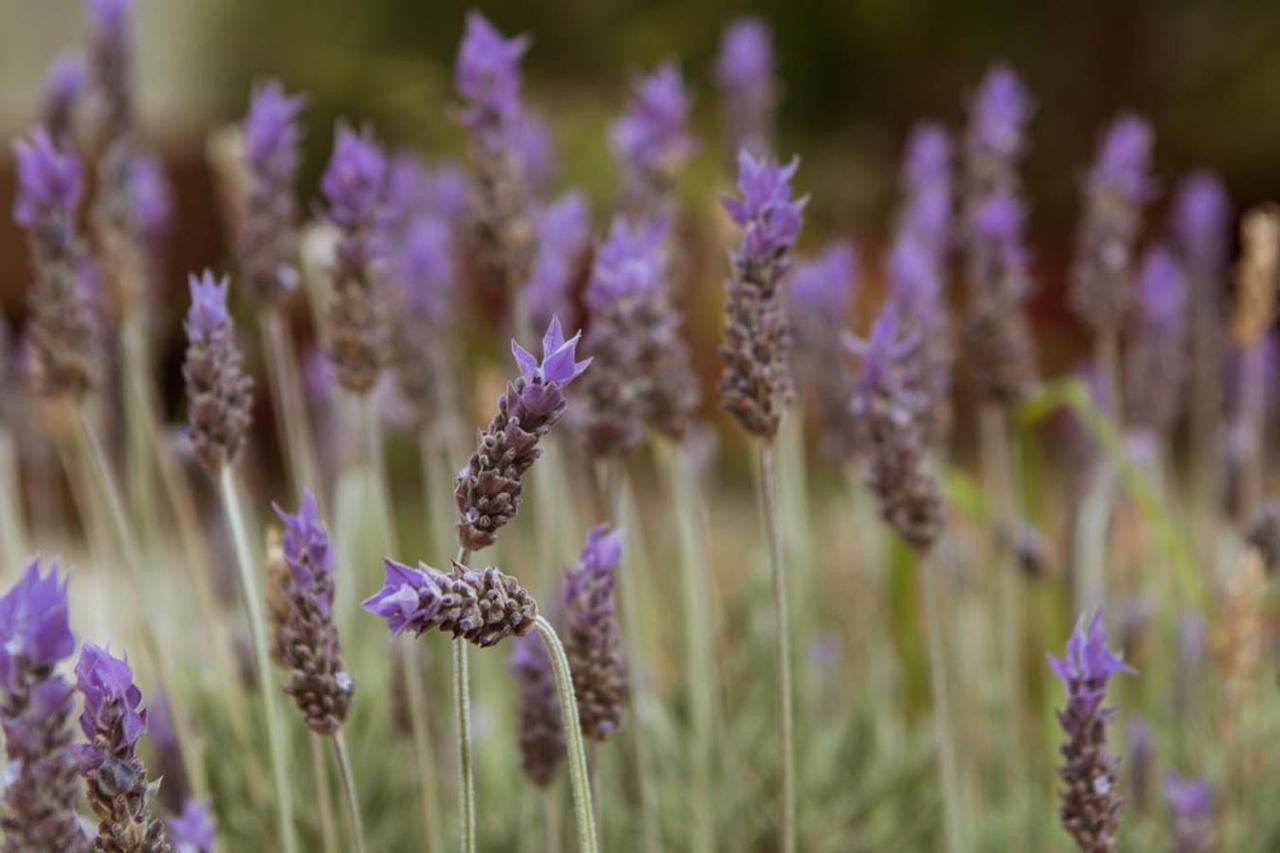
[511,629,566,787]
[75,643,171,852]
[562,526,626,742]
[41,52,87,146]
[716,18,777,158]
[0,561,90,852]
[611,63,697,217]
[1125,247,1189,446]
[1048,610,1136,852]
[1165,775,1214,853]
[522,191,591,333]
[167,800,216,853]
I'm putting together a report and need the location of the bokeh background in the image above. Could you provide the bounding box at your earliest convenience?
[5,0,1280,375]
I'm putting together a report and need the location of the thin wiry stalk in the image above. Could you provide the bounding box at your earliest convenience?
[74,405,209,800]
[218,464,298,853]
[920,547,963,853]
[122,311,159,537]
[534,615,600,853]
[0,427,27,573]
[403,637,444,853]
[452,546,475,853]
[260,306,323,504]
[657,439,716,853]
[362,397,394,552]
[758,441,795,853]
[333,730,368,853]
[310,733,338,853]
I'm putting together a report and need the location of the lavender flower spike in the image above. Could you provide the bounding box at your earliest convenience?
[182,271,254,473]
[0,560,90,852]
[272,491,355,734]
[322,124,389,394]
[510,630,565,787]
[1069,115,1156,336]
[1171,171,1231,280]
[611,63,697,215]
[716,17,777,158]
[454,317,591,551]
[1125,246,1189,440]
[86,0,135,143]
[1049,609,1136,852]
[1165,774,1214,853]
[168,800,216,853]
[522,191,592,332]
[76,643,171,852]
[563,526,626,742]
[719,151,807,438]
[238,79,306,303]
[41,52,88,145]
[13,127,97,400]
[456,11,530,146]
[363,559,538,647]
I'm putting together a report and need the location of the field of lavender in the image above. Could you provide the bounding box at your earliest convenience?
[2,1,1279,851]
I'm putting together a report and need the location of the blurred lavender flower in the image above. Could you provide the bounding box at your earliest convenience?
[1125,247,1188,441]
[1165,775,1214,853]
[1069,115,1156,336]
[322,124,389,395]
[1126,717,1153,815]
[238,80,306,303]
[86,0,134,144]
[76,644,170,852]
[0,561,88,852]
[456,12,536,309]
[789,241,861,463]
[887,232,952,446]
[612,63,697,215]
[126,153,173,251]
[363,560,538,647]
[514,110,558,198]
[272,492,355,734]
[563,526,626,742]
[41,52,87,145]
[719,151,806,439]
[900,123,952,258]
[1172,171,1231,282]
[454,317,591,550]
[168,800,216,853]
[1049,609,1136,852]
[182,271,253,473]
[522,191,591,332]
[850,304,946,552]
[510,629,564,787]
[716,17,777,158]
[965,64,1032,199]
[13,128,97,400]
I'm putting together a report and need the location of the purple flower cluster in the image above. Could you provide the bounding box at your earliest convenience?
[563,526,626,742]
[456,11,530,148]
[1125,246,1189,439]
[1171,171,1231,280]
[454,318,591,550]
[183,271,254,472]
[1070,115,1156,336]
[13,128,83,235]
[716,18,777,158]
[1165,774,1214,853]
[363,559,538,648]
[510,630,565,787]
[86,0,134,143]
[238,79,306,302]
[900,123,952,257]
[41,52,87,144]
[586,217,670,312]
[514,110,558,198]
[76,643,171,851]
[1049,610,1136,852]
[611,63,697,214]
[0,561,88,852]
[720,151,806,438]
[887,229,952,446]
[168,799,217,853]
[523,191,592,332]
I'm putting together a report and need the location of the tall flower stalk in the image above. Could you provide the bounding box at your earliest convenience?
[0,561,90,851]
[718,150,805,853]
[182,271,296,853]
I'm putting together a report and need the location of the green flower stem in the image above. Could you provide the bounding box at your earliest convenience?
[333,730,368,853]
[452,547,475,853]
[310,733,338,853]
[920,547,963,853]
[533,615,599,853]
[259,306,323,505]
[218,465,298,853]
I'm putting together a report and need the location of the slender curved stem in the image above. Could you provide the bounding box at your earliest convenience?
[260,307,322,505]
[333,730,368,853]
[218,465,298,853]
[533,616,599,853]
[452,547,475,853]
[310,734,337,853]
[920,548,963,853]
[758,441,795,853]
[404,638,445,853]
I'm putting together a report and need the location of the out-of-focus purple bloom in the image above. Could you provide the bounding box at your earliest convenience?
[322,125,388,235]
[424,163,471,222]
[1089,116,1157,204]
[42,52,87,143]
[585,217,670,311]
[85,0,134,142]
[722,151,806,270]
[563,525,626,741]
[127,153,173,246]
[1126,246,1189,439]
[0,560,75,694]
[716,17,776,157]
[512,315,592,387]
[13,128,83,232]
[1136,246,1187,331]
[1171,171,1231,279]
[455,11,530,145]
[0,560,87,851]
[887,234,952,444]
[514,111,558,197]
[612,63,697,211]
[968,64,1032,164]
[1049,609,1136,851]
[362,559,538,647]
[244,80,305,181]
[900,122,952,256]
[511,628,564,787]
[1165,775,1214,853]
[168,799,217,853]
[523,191,591,331]
[790,241,857,321]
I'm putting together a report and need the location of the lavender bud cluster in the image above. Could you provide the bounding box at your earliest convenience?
[510,630,565,787]
[563,526,626,742]
[182,272,254,473]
